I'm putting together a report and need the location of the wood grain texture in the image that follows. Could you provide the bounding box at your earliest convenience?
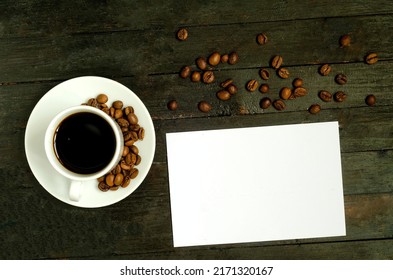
[0,0,392,259]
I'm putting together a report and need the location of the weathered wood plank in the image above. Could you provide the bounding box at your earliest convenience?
[1,177,392,259]
[1,14,393,82]
[1,0,393,38]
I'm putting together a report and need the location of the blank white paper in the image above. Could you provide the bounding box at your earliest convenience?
[166,121,346,247]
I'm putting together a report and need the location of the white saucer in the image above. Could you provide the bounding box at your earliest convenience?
[24,76,156,208]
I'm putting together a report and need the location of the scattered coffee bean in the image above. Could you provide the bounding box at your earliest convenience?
[198,101,212,112]
[277,67,290,79]
[227,84,238,95]
[273,99,286,111]
[335,73,348,85]
[176,28,188,41]
[167,100,178,111]
[260,97,271,109]
[318,90,333,102]
[365,94,376,106]
[293,87,307,97]
[112,100,123,109]
[256,33,268,45]
[217,90,231,101]
[191,71,201,82]
[292,78,303,88]
[97,94,108,104]
[259,68,270,80]
[259,83,269,93]
[334,91,347,102]
[308,104,321,114]
[365,53,378,65]
[196,57,207,70]
[180,66,191,78]
[246,79,259,92]
[221,54,229,63]
[279,87,292,100]
[271,55,283,69]
[319,64,332,76]
[202,70,215,84]
[228,52,239,65]
[220,79,233,88]
[208,52,221,66]
[339,34,351,48]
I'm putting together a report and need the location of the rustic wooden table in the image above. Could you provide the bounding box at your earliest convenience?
[0,0,392,260]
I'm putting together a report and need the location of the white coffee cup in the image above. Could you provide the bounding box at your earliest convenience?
[44,105,124,202]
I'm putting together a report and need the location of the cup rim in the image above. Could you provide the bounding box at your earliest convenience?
[44,105,123,181]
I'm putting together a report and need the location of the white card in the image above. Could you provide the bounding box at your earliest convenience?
[166,121,346,247]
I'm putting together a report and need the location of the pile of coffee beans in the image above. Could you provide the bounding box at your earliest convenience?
[83,94,144,192]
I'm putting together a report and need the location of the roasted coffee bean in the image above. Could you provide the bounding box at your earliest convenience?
[227,84,238,95]
[123,106,134,115]
[228,52,239,65]
[319,64,332,76]
[279,87,292,100]
[202,70,215,84]
[365,53,378,64]
[365,94,376,106]
[246,79,259,92]
[167,100,178,111]
[271,55,283,69]
[191,71,201,82]
[259,83,269,93]
[114,173,124,186]
[105,174,115,187]
[109,107,115,118]
[101,107,110,115]
[125,139,135,146]
[98,181,109,192]
[96,94,108,104]
[339,34,351,47]
[114,109,123,119]
[308,104,321,114]
[176,28,188,41]
[293,87,307,97]
[113,164,122,175]
[292,78,303,88]
[221,54,229,63]
[319,90,333,102]
[260,97,271,109]
[277,67,290,79]
[117,118,129,128]
[122,176,131,188]
[256,33,268,45]
[220,79,233,88]
[196,57,207,70]
[122,146,130,157]
[87,98,98,107]
[259,68,270,80]
[208,52,221,66]
[135,154,142,165]
[130,124,140,132]
[130,145,139,155]
[334,91,347,102]
[130,168,139,179]
[112,100,123,109]
[217,90,231,101]
[138,127,145,140]
[198,101,212,112]
[273,99,286,111]
[335,73,348,85]
[109,185,119,191]
[180,66,191,78]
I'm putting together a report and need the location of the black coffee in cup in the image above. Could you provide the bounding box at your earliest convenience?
[54,112,116,174]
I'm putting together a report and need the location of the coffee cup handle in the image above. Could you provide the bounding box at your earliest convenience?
[69,180,83,202]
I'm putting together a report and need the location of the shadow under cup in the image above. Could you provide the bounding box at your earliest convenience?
[45,106,124,181]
